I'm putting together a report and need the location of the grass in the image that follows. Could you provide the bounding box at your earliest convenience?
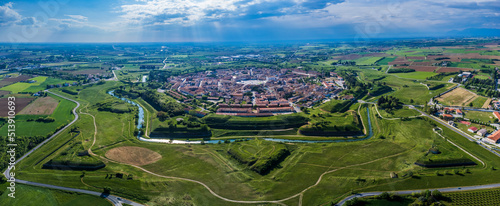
[392,71,437,80]
[0,93,76,137]
[354,56,384,65]
[22,77,76,93]
[463,110,495,123]
[436,87,476,106]
[377,57,397,65]
[0,183,111,206]
[377,106,420,119]
[469,96,489,108]
[0,76,47,93]
[11,81,500,206]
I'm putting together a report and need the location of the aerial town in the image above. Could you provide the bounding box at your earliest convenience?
[166,68,346,116]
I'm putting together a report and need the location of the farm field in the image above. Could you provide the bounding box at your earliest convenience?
[19,96,59,115]
[376,57,397,65]
[392,71,437,80]
[0,76,47,93]
[0,184,111,206]
[408,65,439,72]
[0,97,34,117]
[0,94,75,137]
[354,56,384,65]
[436,87,477,106]
[442,188,500,206]
[436,67,474,73]
[65,69,111,75]
[0,74,32,87]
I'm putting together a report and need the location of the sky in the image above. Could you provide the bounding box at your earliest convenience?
[0,0,499,43]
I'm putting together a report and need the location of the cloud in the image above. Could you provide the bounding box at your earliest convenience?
[118,0,340,26]
[50,15,90,30]
[0,2,22,25]
[65,15,88,21]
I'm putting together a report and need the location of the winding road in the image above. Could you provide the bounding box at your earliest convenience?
[2,90,143,206]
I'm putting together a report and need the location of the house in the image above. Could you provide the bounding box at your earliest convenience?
[486,130,500,144]
[441,114,454,120]
[468,126,478,133]
[493,111,500,120]
[459,121,471,125]
[456,109,463,115]
[477,128,487,137]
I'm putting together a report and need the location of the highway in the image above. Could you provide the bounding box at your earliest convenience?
[2,90,143,206]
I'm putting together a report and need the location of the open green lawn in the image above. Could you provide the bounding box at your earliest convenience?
[463,110,495,123]
[392,71,437,80]
[0,184,111,206]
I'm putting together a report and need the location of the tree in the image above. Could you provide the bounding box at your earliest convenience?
[431,190,443,200]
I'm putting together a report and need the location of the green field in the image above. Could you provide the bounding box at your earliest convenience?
[0,93,76,137]
[354,56,384,65]
[14,86,500,206]
[357,70,454,105]
[0,76,47,93]
[376,57,397,65]
[463,110,495,123]
[469,96,489,108]
[392,71,437,80]
[0,184,111,206]
[377,106,420,119]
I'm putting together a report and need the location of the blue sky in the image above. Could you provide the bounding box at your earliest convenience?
[0,0,499,42]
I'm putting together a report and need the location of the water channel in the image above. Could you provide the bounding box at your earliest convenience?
[109,90,374,144]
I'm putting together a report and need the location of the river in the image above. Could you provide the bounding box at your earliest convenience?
[108,90,373,144]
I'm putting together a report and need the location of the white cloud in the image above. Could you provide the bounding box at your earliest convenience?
[50,15,90,30]
[65,15,88,21]
[119,0,278,26]
[0,2,22,25]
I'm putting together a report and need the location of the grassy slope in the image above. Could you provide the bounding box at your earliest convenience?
[11,81,500,206]
[0,184,111,206]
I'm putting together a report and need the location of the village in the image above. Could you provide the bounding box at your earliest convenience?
[164,68,346,117]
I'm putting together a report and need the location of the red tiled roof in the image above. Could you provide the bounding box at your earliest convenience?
[488,130,500,143]
[493,112,500,120]
[468,127,478,131]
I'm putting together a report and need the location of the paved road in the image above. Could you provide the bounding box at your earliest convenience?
[2,90,143,206]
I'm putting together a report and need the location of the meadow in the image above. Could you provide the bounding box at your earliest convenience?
[11,84,500,206]
[392,71,437,80]
[0,184,111,206]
